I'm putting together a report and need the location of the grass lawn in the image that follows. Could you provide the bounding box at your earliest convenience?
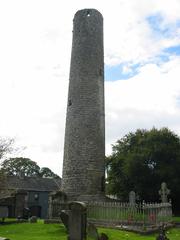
[98,227,180,240]
[0,221,180,240]
[173,216,180,222]
[0,221,67,240]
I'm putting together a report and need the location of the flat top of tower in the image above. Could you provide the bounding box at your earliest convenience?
[74,9,103,20]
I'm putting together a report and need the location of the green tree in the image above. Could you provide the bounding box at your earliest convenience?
[106,128,180,211]
[39,167,60,179]
[1,157,60,179]
[1,157,40,177]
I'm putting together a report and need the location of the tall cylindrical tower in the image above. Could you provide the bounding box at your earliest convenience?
[62,9,105,200]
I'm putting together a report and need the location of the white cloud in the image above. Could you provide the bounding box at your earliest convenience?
[105,56,180,154]
[103,0,180,65]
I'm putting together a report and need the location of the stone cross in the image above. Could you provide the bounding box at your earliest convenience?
[129,191,136,205]
[68,201,87,240]
[158,182,170,203]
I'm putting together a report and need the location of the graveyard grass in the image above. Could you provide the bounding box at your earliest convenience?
[0,221,180,240]
[0,221,66,240]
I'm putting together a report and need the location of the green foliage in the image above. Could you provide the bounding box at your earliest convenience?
[172,216,180,222]
[40,167,60,179]
[1,157,40,177]
[106,128,180,206]
[0,157,60,179]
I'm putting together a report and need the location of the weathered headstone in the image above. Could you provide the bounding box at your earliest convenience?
[129,191,136,205]
[158,183,170,203]
[29,216,37,223]
[87,222,99,240]
[87,222,109,240]
[68,201,87,240]
[60,210,69,232]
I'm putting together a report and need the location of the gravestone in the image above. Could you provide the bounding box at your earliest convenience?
[60,210,69,232]
[158,183,170,203]
[129,191,136,205]
[29,216,37,223]
[87,222,109,240]
[87,222,99,240]
[68,201,87,240]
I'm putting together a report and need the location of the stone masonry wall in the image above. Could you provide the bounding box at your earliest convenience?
[62,9,105,200]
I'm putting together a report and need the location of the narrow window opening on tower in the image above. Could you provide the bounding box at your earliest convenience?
[99,68,103,76]
[68,99,72,106]
[87,11,91,17]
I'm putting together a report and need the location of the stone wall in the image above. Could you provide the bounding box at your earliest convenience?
[62,9,105,200]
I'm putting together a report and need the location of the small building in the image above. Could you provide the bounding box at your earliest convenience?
[0,175,61,219]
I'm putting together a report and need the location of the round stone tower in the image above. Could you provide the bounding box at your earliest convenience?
[62,9,105,201]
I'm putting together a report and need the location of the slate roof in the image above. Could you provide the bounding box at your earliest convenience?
[1,176,61,192]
